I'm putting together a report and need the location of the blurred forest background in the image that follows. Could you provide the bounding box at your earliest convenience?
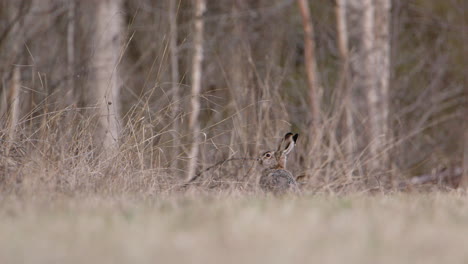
[0,0,466,194]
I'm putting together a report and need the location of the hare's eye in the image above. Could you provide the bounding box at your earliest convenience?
[265,153,271,158]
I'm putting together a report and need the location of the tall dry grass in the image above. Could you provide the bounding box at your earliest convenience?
[0,95,461,197]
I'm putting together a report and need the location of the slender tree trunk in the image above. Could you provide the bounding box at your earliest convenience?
[4,2,23,155]
[346,0,391,186]
[460,0,468,190]
[186,0,206,181]
[89,0,123,152]
[6,67,21,155]
[169,0,181,171]
[60,0,77,145]
[366,0,391,182]
[361,0,376,181]
[347,1,369,177]
[297,0,321,130]
[65,0,75,108]
[228,1,251,157]
[335,0,355,181]
[336,0,348,61]
[461,118,468,189]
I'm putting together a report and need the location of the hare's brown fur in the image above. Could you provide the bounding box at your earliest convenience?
[258,133,299,194]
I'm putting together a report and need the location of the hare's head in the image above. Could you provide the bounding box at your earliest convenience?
[258,133,299,170]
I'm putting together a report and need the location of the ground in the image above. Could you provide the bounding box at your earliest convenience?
[0,192,467,264]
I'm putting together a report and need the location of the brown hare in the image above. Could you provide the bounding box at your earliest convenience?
[258,133,299,194]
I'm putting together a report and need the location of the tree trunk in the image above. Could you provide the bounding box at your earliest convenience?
[297,0,321,130]
[335,0,348,61]
[169,0,181,171]
[186,0,206,181]
[88,0,123,152]
[361,0,377,180]
[65,0,76,108]
[6,67,21,155]
[227,1,253,157]
[366,0,391,182]
[3,2,24,155]
[335,0,355,181]
[461,119,468,189]
[347,0,391,187]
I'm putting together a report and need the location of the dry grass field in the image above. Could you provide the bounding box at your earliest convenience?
[1,192,467,264]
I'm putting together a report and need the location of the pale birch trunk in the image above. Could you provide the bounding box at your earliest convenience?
[366,0,391,179]
[169,0,181,170]
[89,0,123,151]
[361,0,377,177]
[347,1,370,168]
[186,0,206,181]
[347,0,391,186]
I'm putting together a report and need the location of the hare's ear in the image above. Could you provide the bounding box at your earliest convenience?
[277,133,299,155]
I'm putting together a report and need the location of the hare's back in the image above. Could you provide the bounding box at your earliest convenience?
[260,169,297,193]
